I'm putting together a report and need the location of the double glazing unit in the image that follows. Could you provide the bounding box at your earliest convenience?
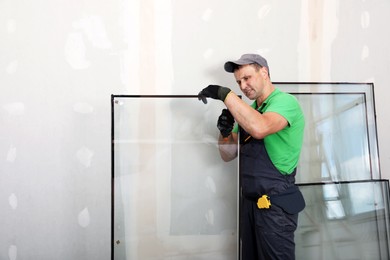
[112,83,390,259]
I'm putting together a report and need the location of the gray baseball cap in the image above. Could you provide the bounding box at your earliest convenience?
[224,53,269,73]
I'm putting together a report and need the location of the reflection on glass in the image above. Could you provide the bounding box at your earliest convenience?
[112,96,239,259]
[325,200,345,219]
[276,83,379,183]
[296,180,390,259]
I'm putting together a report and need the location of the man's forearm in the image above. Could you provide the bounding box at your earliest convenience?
[218,133,238,162]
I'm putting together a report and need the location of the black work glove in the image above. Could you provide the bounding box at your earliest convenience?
[217,109,235,137]
[198,85,231,104]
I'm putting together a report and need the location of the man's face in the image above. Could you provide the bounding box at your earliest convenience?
[233,64,266,100]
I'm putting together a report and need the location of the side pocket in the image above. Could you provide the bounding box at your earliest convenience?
[270,186,305,214]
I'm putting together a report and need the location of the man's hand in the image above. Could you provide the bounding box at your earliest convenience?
[217,109,234,137]
[198,85,231,104]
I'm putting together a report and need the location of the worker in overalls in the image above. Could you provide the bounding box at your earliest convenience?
[198,54,305,260]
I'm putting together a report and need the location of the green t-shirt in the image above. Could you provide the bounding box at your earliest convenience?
[233,88,305,174]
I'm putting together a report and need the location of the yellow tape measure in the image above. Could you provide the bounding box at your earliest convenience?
[257,195,271,209]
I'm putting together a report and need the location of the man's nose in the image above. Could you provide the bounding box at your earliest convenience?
[240,81,247,90]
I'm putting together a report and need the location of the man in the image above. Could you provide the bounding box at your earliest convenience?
[198,54,305,260]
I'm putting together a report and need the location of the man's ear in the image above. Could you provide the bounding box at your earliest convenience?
[261,67,268,77]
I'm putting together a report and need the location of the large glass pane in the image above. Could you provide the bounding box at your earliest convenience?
[276,83,380,183]
[112,83,386,260]
[112,96,239,259]
[296,180,390,259]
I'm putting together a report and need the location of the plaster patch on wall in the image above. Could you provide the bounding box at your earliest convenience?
[6,60,18,74]
[202,8,213,22]
[202,48,214,59]
[154,0,174,94]
[297,0,340,80]
[205,209,214,226]
[73,15,112,49]
[76,146,94,167]
[65,32,91,70]
[78,207,90,228]
[205,176,216,193]
[9,193,18,210]
[361,45,369,60]
[7,145,17,162]
[8,245,17,260]
[258,4,272,19]
[73,102,94,114]
[6,19,16,33]
[3,102,25,116]
[361,11,370,28]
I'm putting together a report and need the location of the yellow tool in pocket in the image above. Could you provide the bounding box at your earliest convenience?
[257,195,271,209]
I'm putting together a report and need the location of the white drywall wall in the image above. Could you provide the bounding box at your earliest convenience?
[1,0,389,259]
